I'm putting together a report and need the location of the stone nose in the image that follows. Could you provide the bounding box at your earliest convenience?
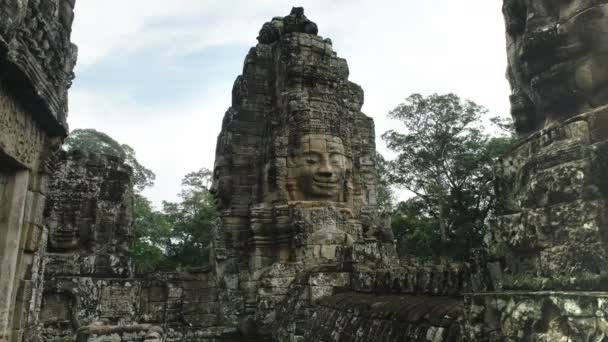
[317,159,334,177]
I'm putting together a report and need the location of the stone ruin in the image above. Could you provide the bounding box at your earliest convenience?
[465,1,608,340]
[30,8,470,342]
[0,0,77,341]
[210,6,399,332]
[41,150,134,340]
[1,2,608,342]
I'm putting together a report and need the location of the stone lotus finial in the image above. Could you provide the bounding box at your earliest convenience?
[257,7,318,44]
[290,7,304,16]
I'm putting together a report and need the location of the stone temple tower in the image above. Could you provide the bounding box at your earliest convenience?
[210,6,396,332]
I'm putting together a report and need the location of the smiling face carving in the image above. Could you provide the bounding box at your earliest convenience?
[288,133,350,201]
[503,0,608,134]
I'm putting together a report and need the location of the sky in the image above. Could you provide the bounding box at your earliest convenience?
[68,0,511,207]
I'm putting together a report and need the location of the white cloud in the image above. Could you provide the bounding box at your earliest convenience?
[69,0,511,206]
[72,0,285,67]
[68,83,231,207]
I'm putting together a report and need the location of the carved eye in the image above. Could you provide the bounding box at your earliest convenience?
[330,154,343,166]
[306,158,318,165]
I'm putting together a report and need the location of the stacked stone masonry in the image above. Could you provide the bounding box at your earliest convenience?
[466,108,608,340]
[465,0,608,340]
[0,0,77,341]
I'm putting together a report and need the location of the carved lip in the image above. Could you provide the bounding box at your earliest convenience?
[313,179,338,189]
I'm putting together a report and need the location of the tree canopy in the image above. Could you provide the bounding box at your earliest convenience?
[130,194,171,272]
[382,93,515,259]
[130,169,216,273]
[64,129,155,192]
[64,128,216,272]
[162,168,216,268]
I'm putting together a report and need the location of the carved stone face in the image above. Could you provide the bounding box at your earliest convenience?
[503,0,608,133]
[289,134,350,201]
[47,211,81,251]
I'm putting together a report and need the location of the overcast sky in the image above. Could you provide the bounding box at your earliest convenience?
[68,0,511,207]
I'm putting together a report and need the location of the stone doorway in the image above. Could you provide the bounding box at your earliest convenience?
[0,161,29,342]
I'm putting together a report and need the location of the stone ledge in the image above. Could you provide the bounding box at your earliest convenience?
[465,291,608,297]
[465,291,608,340]
[304,292,463,341]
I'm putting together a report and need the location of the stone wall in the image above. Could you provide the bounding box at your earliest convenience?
[40,151,142,341]
[38,152,240,342]
[465,108,608,340]
[486,108,608,291]
[303,293,462,341]
[41,272,234,342]
[0,0,77,341]
[271,257,476,341]
[464,1,608,339]
[350,257,474,296]
[466,292,608,341]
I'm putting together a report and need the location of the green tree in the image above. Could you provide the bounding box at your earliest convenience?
[64,129,155,192]
[163,168,216,269]
[391,198,441,257]
[382,93,515,259]
[130,169,218,273]
[375,152,395,212]
[130,195,171,273]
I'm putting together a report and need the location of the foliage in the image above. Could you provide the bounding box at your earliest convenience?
[129,195,171,273]
[65,129,216,272]
[130,169,217,273]
[162,168,216,269]
[375,152,395,212]
[382,93,515,259]
[391,198,441,257]
[64,129,155,192]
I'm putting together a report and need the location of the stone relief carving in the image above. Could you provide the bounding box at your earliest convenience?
[45,151,133,260]
[287,133,352,202]
[17,0,77,90]
[0,80,47,167]
[210,7,396,287]
[503,0,608,135]
[0,0,78,132]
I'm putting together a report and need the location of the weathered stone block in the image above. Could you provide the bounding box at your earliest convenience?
[99,286,137,318]
[23,223,42,253]
[465,292,608,341]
